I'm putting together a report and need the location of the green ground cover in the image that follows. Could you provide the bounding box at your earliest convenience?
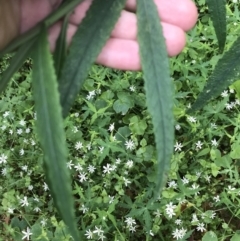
[1,0,240,240]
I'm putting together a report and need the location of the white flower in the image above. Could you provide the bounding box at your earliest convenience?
[8,207,14,214]
[123,177,131,186]
[221,90,228,97]
[165,202,176,219]
[74,163,83,171]
[43,182,49,191]
[108,123,115,132]
[225,103,233,110]
[126,160,133,169]
[182,176,189,185]
[228,185,236,191]
[87,164,96,173]
[129,85,136,92]
[210,211,216,219]
[103,163,112,174]
[210,123,217,129]
[40,218,47,227]
[99,146,104,153]
[34,207,41,212]
[19,120,26,126]
[175,124,181,130]
[0,154,7,164]
[19,149,24,156]
[196,171,201,178]
[213,195,220,202]
[67,160,74,169]
[172,228,187,240]
[168,180,177,189]
[1,168,7,176]
[3,111,10,118]
[125,140,135,150]
[211,139,218,147]
[153,209,161,218]
[175,219,182,225]
[93,226,104,236]
[72,126,78,133]
[196,223,206,232]
[205,175,211,183]
[195,141,203,149]
[80,204,89,213]
[75,141,83,150]
[20,196,29,207]
[174,142,183,151]
[191,213,199,223]
[22,165,28,172]
[187,116,197,123]
[17,128,23,135]
[85,229,93,239]
[191,183,199,189]
[22,227,32,240]
[98,233,106,240]
[109,195,115,204]
[86,143,91,150]
[116,158,121,164]
[1,125,7,130]
[125,217,136,228]
[78,172,88,182]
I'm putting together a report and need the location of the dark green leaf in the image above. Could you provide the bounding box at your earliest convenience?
[0,39,36,94]
[136,0,174,194]
[54,13,70,78]
[206,0,226,53]
[58,0,127,118]
[31,28,79,241]
[190,35,240,112]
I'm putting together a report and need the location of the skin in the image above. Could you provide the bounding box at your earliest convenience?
[0,0,198,70]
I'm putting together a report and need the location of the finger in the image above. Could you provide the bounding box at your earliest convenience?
[48,22,185,71]
[20,0,53,33]
[96,23,186,70]
[125,0,198,31]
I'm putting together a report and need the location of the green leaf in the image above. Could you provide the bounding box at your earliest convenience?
[54,13,70,78]
[231,231,240,241]
[206,0,226,53]
[0,39,36,94]
[136,0,174,194]
[202,231,218,241]
[58,0,127,118]
[31,28,79,241]
[190,35,240,112]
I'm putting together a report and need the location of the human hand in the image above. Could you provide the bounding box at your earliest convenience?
[0,0,198,70]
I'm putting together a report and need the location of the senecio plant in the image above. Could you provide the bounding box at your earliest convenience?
[0,0,237,239]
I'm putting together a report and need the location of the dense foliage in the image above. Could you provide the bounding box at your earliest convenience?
[1,0,240,240]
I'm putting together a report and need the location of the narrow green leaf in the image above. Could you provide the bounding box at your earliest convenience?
[31,28,79,241]
[54,13,70,78]
[136,0,174,194]
[58,0,127,118]
[0,0,84,58]
[0,39,36,94]
[206,0,226,53]
[190,35,240,112]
